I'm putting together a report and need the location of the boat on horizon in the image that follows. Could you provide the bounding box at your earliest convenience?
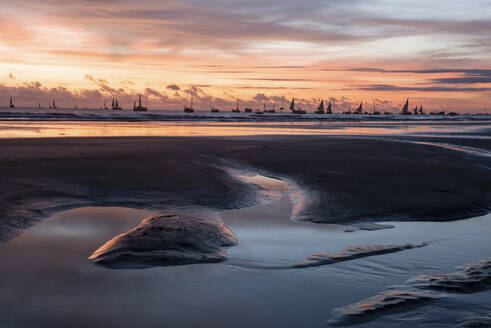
[232,98,240,112]
[133,95,147,111]
[9,96,15,108]
[184,95,195,113]
[112,98,122,110]
[315,99,325,114]
[326,101,332,114]
[290,98,306,114]
[52,100,57,109]
[210,105,220,113]
[353,102,363,114]
[400,99,411,115]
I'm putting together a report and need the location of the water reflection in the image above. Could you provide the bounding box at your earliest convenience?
[0,121,489,138]
[1,204,491,327]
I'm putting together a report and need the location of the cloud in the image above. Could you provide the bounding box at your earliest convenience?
[358,84,491,92]
[166,84,180,91]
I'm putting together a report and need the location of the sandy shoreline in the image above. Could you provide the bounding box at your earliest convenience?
[0,134,489,243]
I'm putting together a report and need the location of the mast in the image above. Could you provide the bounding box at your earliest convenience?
[112,98,115,109]
[9,96,14,108]
[236,97,239,111]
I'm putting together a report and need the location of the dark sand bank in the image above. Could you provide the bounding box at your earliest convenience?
[0,135,490,242]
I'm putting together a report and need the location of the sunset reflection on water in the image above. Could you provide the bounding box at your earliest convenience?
[0,121,487,138]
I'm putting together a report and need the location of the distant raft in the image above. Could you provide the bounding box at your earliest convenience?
[89,212,238,269]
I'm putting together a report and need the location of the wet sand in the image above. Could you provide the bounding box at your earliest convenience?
[0,134,490,242]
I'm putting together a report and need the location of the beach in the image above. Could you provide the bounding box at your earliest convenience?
[0,122,490,327]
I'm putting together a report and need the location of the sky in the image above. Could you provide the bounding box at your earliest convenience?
[1,0,491,112]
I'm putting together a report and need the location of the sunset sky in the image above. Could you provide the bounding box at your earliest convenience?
[1,0,490,112]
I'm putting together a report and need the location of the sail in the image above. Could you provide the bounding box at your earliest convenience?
[402,99,409,113]
[327,102,332,113]
[419,105,423,114]
[317,100,324,112]
[290,98,295,111]
[356,102,363,113]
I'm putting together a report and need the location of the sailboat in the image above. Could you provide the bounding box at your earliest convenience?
[400,99,411,115]
[244,107,253,113]
[9,96,15,108]
[52,100,57,109]
[315,99,325,114]
[326,102,332,114]
[353,102,363,114]
[112,98,122,110]
[419,105,424,115]
[210,105,220,113]
[184,96,194,113]
[372,100,380,115]
[413,106,418,115]
[232,98,240,112]
[133,95,147,111]
[290,98,306,114]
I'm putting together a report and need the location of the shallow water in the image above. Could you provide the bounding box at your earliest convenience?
[0,174,491,327]
[0,120,490,138]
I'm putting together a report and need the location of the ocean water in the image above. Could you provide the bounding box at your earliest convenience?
[0,175,490,327]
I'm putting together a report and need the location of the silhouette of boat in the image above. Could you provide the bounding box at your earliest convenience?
[372,100,380,115]
[9,96,14,108]
[244,107,253,113]
[326,101,332,114]
[133,95,147,111]
[400,99,411,115]
[290,98,306,114]
[52,100,57,109]
[353,102,363,114]
[315,99,325,114]
[232,98,240,112]
[210,105,220,113]
[413,105,418,115]
[184,96,194,113]
[112,98,122,110]
[418,105,424,115]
